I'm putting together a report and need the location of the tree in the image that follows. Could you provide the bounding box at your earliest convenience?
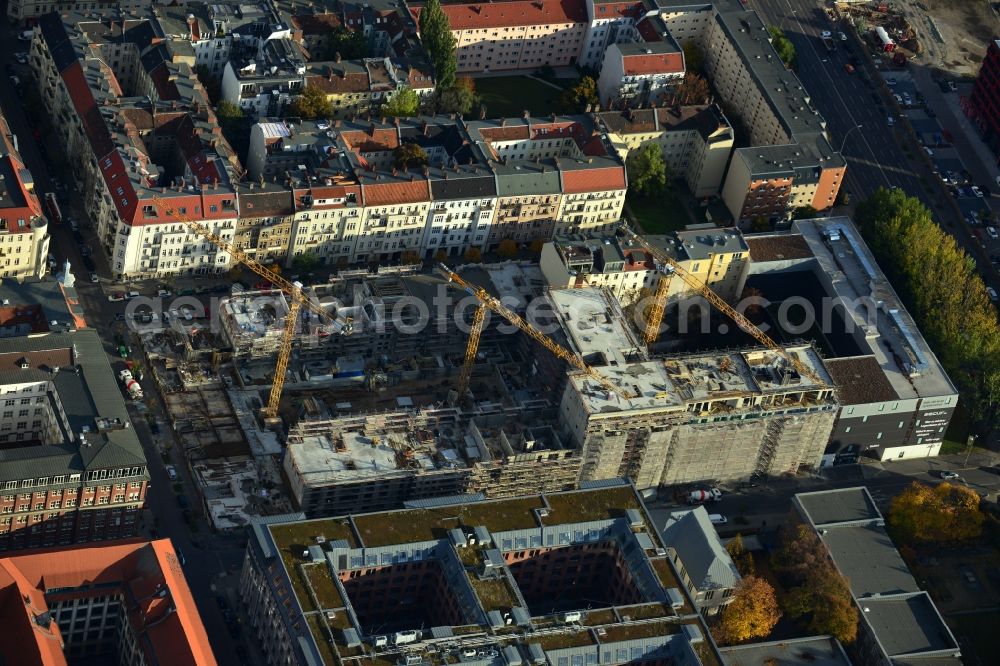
[674,72,710,105]
[768,26,797,69]
[497,239,518,258]
[383,87,421,117]
[682,40,704,74]
[529,238,545,255]
[419,0,457,90]
[792,205,819,220]
[401,250,422,265]
[291,252,320,274]
[726,533,755,576]
[434,249,448,262]
[393,143,429,170]
[751,216,770,232]
[325,26,368,60]
[772,524,858,644]
[716,576,780,644]
[888,481,985,544]
[464,247,482,262]
[557,76,599,113]
[630,144,668,197]
[438,77,476,115]
[856,188,1000,417]
[288,86,332,120]
[216,101,250,161]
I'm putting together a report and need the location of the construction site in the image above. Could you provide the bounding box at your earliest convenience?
[127,214,957,523]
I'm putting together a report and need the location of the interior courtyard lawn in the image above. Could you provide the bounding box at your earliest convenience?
[626,192,692,234]
[474,76,574,117]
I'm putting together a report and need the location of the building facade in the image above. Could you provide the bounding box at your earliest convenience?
[241,482,719,666]
[968,39,1000,156]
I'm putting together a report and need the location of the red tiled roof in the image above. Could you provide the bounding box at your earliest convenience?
[0,539,216,666]
[175,115,221,187]
[622,52,685,76]
[561,165,626,193]
[362,179,430,206]
[291,13,344,34]
[412,0,588,31]
[341,128,401,152]
[478,125,530,142]
[593,1,644,19]
[149,64,181,101]
[307,71,371,95]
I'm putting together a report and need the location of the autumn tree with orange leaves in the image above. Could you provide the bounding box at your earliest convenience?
[888,481,984,544]
[715,576,780,644]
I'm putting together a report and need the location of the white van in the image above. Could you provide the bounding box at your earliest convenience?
[708,514,728,525]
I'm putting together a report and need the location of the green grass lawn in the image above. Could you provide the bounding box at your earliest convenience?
[626,192,692,234]
[474,76,574,118]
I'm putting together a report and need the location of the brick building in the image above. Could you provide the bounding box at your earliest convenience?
[969,39,1000,157]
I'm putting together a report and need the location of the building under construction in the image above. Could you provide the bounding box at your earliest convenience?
[543,286,838,488]
[281,398,575,517]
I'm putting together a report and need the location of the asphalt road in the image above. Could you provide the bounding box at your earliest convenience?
[647,451,1000,535]
[750,0,1000,301]
[0,18,256,666]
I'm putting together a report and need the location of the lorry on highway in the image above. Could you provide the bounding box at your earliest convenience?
[687,488,723,504]
[118,369,143,400]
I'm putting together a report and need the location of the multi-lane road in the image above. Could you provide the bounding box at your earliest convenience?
[751,0,1000,296]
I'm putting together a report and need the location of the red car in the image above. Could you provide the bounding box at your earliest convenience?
[844,63,855,74]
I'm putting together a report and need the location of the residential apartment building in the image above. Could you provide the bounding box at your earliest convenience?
[0,280,149,553]
[0,111,50,279]
[411,0,591,74]
[793,488,962,666]
[968,38,1000,156]
[0,539,216,664]
[8,0,154,26]
[221,37,308,116]
[595,105,734,198]
[596,40,685,108]
[539,228,750,305]
[243,114,627,266]
[657,0,845,222]
[579,0,645,71]
[32,11,242,281]
[661,506,740,614]
[283,0,420,61]
[241,482,719,666]
[746,217,959,464]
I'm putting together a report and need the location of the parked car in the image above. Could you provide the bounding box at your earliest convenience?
[844,63,855,74]
[924,147,934,156]
[838,31,847,41]
[988,287,998,302]
[82,256,95,271]
[887,77,898,86]
[820,30,832,38]
[939,471,960,480]
[987,226,999,240]
[89,272,99,283]
[166,465,178,481]
[14,52,27,65]
[887,116,894,126]
[176,493,189,509]
[972,185,985,198]
[708,514,728,525]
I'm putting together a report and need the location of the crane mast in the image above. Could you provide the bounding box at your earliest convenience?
[621,228,824,384]
[151,196,350,420]
[437,264,634,400]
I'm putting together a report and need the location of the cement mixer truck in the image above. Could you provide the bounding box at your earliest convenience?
[687,488,722,505]
[118,369,143,400]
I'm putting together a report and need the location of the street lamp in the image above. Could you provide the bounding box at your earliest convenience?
[838,124,863,153]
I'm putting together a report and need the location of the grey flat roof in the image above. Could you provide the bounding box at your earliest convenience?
[862,594,959,658]
[796,487,880,526]
[822,524,919,598]
[720,636,850,666]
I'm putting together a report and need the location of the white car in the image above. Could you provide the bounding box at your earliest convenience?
[838,31,847,41]
[924,147,934,156]
[988,226,999,240]
[972,185,984,198]
[939,471,960,480]
[89,272,98,283]
[988,287,999,302]
[887,78,898,86]
[821,30,832,39]
[709,514,728,525]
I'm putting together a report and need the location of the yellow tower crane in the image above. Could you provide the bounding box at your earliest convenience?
[437,264,635,400]
[643,271,672,345]
[621,228,823,384]
[151,196,352,420]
